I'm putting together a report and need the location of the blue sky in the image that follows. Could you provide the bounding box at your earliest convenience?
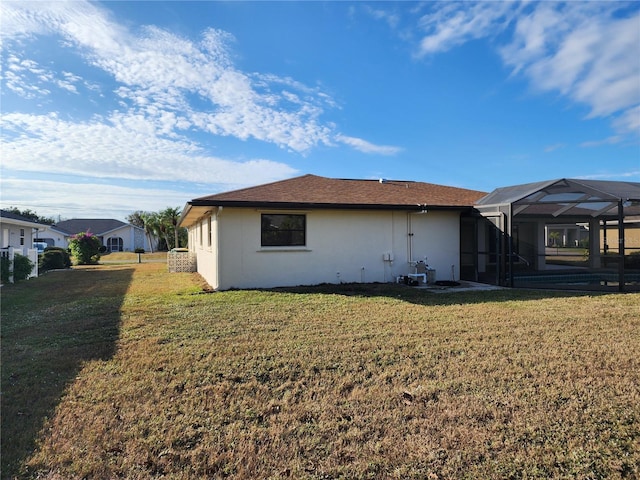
[1,1,639,221]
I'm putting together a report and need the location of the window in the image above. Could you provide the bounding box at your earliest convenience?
[207,216,212,247]
[107,237,123,252]
[261,214,306,247]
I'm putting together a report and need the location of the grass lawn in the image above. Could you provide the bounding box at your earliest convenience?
[2,263,639,479]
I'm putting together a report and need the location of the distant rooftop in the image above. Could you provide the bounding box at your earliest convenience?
[52,218,132,235]
[0,209,46,225]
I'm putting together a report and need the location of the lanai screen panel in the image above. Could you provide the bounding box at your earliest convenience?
[508,179,640,219]
[473,179,640,291]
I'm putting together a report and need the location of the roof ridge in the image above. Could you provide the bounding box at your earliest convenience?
[195,174,323,200]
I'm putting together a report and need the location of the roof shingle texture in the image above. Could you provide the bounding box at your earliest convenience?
[194,175,486,207]
[53,219,128,235]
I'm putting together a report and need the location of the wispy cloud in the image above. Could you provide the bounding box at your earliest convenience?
[579,136,623,148]
[415,2,640,138]
[0,112,297,185]
[577,171,640,181]
[544,143,566,153]
[416,2,516,56]
[0,2,335,153]
[364,6,400,29]
[336,134,403,156]
[0,177,199,220]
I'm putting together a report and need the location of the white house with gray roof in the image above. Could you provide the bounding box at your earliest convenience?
[40,219,151,252]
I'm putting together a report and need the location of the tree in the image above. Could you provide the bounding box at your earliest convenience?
[5,207,55,225]
[159,207,183,250]
[128,211,159,253]
[141,212,160,253]
[126,211,146,229]
[127,207,186,251]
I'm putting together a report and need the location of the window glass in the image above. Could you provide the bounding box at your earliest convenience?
[107,237,123,252]
[261,214,306,247]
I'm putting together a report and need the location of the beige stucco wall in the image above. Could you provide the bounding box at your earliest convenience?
[189,207,462,290]
[191,213,219,289]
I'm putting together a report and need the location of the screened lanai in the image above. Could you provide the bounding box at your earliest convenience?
[460,179,640,292]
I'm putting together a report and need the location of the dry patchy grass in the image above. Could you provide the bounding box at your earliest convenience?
[2,264,639,479]
[99,252,168,264]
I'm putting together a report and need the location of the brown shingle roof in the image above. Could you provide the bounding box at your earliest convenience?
[193,174,486,208]
[181,175,486,226]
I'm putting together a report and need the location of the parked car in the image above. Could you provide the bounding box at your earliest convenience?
[33,242,48,254]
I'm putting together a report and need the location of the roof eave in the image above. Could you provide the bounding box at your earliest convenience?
[190,199,473,210]
[179,200,474,227]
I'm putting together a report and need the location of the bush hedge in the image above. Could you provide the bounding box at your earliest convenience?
[69,231,101,265]
[40,247,72,272]
[1,257,10,283]
[13,254,34,281]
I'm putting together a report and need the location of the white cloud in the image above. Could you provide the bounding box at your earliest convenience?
[336,134,403,155]
[544,143,566,153]
[0,0,398,210]
[577,171,640,181]
[0,177,198,221]
[1,1,339,154]
[417,2,516,56]
[416,2,640,138]
[613,105,640,136]
[579,136,623,148]
[0,112,298,186]
[365,6,400,29]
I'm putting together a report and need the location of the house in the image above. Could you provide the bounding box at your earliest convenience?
[0,210,48,250]
[180,175,640,292]
[39,219,151,252]
[0,209,44,279]
[179,174,486,290]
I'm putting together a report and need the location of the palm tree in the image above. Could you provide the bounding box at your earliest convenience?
[140,212,160,253]
[159,207,182,250]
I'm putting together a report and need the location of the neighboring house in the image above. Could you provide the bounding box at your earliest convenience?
[0,209,48,250]
[179,174,486,290]
[40,219,150,252]
[0,209,44,279]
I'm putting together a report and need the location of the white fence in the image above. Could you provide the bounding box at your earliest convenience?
[1,247,38,283]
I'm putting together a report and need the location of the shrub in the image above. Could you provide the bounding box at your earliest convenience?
[626,251,640,269]
[40,247,72,272]
[12,254,34,282]
[1,257,10,283]
[69,230,102,265]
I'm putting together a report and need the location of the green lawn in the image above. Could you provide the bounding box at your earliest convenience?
[2,263,639,479]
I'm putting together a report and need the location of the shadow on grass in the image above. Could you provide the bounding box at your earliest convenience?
[264,282,618,306]
[1,267,133,479]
